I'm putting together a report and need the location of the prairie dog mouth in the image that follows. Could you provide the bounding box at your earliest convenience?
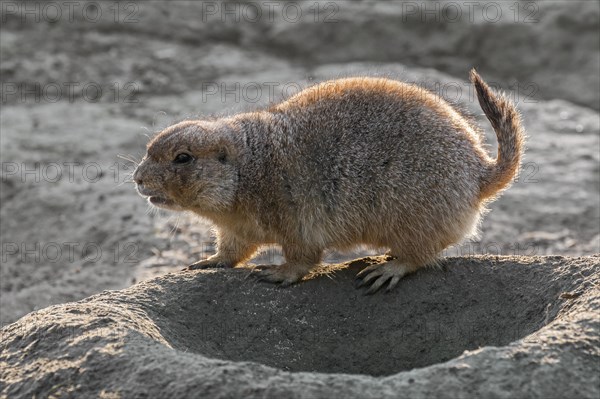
[135,185,182,211]
[147,196,183,211]
[149,196,174,206]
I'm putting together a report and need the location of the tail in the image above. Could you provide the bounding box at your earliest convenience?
[470,69,525,200]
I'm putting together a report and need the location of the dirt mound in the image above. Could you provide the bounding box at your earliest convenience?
[2,255,598,398]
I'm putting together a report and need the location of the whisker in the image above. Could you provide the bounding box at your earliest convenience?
[139,126,154,140]
[117,153,139,165]
[168,214,182,241]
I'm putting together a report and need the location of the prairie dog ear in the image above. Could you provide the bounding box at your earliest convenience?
[216,146,229,164]
[215,138,238,163]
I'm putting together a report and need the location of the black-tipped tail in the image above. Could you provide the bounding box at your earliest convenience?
[471,69,525,200]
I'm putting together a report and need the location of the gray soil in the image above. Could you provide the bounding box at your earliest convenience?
[0,2,599,397]
[1,256,598,398]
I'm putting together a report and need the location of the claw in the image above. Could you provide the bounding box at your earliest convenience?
[183,263,204,271]
[355,261,412,294]
[365,274,392,294]
[183,259,232,271]
[355,265,384,289]
[386,275,401,292]
[355,263,380,278]
[354,278,366,288]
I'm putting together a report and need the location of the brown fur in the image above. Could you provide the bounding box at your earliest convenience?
[133,70,525,293]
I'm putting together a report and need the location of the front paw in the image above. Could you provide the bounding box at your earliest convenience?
[183,258,234,271]
[255,264,310,287]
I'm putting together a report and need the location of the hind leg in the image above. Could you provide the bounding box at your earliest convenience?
[357,206,481,293]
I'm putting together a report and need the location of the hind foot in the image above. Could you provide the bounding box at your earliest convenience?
[256,263,313,287]
[355,260,419,294]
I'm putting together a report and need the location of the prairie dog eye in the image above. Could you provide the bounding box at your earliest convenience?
[173,153,193,164]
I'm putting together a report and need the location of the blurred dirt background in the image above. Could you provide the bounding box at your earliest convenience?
[1,0,599,326]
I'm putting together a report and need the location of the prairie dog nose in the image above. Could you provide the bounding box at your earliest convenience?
[133,166,143,185]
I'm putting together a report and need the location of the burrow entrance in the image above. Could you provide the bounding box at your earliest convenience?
[151,257,569,376]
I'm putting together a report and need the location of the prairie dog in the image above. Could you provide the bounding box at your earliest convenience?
[133,70,524,293]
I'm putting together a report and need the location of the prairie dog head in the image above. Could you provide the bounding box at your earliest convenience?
[133,119,241,214]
